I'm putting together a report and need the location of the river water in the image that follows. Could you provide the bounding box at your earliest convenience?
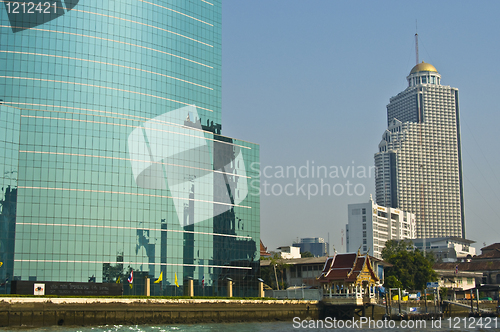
[1,318,499,332]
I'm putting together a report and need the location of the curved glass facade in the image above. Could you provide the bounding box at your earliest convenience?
[0,0,260,296]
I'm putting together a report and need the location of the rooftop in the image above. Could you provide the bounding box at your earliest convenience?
[410,61,438,74]
[434,261,500,272]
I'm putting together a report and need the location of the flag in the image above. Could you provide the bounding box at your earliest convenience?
[0,262,3,267]
[116,276,120,283]
[174,272,179,287]
[455,265,458,274]
[154,271,163,284]
[128,270,133,289]
[202,275,205,288]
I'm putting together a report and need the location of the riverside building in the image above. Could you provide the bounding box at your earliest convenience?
[346,197,416,259]
[374,61,465,239]
[0,0,260,296]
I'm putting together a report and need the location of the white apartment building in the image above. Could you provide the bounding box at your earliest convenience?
[375,61,465,239]
[346,196,416,259]
[277,246,301,259]
[411,237,476,262]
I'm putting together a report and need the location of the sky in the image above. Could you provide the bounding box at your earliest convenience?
[221,0,500,254]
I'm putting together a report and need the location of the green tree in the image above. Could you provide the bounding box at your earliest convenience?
[260,253,291,290]
[384,275,403,289]
[381,239,414,260]
[382,240,437,290]
[301,251,314,258]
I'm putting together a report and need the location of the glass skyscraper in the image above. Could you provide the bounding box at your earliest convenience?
[0,0,260,296]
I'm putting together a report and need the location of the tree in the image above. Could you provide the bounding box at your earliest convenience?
[301,251,314,258]
[381,239,414,260]
[260,253,291,290]
[382,240,437,291]
[384,275,403,289]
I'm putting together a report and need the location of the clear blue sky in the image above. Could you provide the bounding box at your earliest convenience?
[221,0,500,253]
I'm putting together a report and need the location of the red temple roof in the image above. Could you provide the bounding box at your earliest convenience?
[318,252,379,284]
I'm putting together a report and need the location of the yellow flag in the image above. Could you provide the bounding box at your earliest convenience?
[0,262,3,267]
[116,276,120,283]
[154,271,163,284]
[175,272,179,287]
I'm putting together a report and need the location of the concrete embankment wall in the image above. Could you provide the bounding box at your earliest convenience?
[0,297,320,328]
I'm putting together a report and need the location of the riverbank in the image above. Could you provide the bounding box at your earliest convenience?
[0,297,320,328]
[2,297,497,328]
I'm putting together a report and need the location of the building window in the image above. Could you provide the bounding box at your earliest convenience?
[363,239,367,245]
[363,224,366,230]
[362,216,366,222]
[363,231,366,238]
[362,208,366,215]
[363,246,367,252]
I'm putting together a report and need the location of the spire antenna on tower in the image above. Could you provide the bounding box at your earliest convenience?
[415,20,419,65]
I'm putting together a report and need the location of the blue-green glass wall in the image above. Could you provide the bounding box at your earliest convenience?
[0,0,260,296]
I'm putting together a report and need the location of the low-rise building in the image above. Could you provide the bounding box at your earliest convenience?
[260,254,391,289]
[411,237,475,262]
[276,246,301,259]
[434,268,482,299]
[318,252,380,302]
[434,261,500,294]
[433,243,500,301]
[260,240,272,258]
[473,243,500,262]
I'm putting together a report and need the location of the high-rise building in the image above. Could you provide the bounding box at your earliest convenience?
[346,197,416,259]
[0,0,260,296]
[375,61,465,239]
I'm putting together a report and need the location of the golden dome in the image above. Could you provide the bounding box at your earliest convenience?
[410,61,438,74]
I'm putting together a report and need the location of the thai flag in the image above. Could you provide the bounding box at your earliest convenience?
[128,271,134,284]
[455,265,458,274]
[202,275,205,288]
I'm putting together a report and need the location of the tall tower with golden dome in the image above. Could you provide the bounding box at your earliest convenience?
[374,61,465,240]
